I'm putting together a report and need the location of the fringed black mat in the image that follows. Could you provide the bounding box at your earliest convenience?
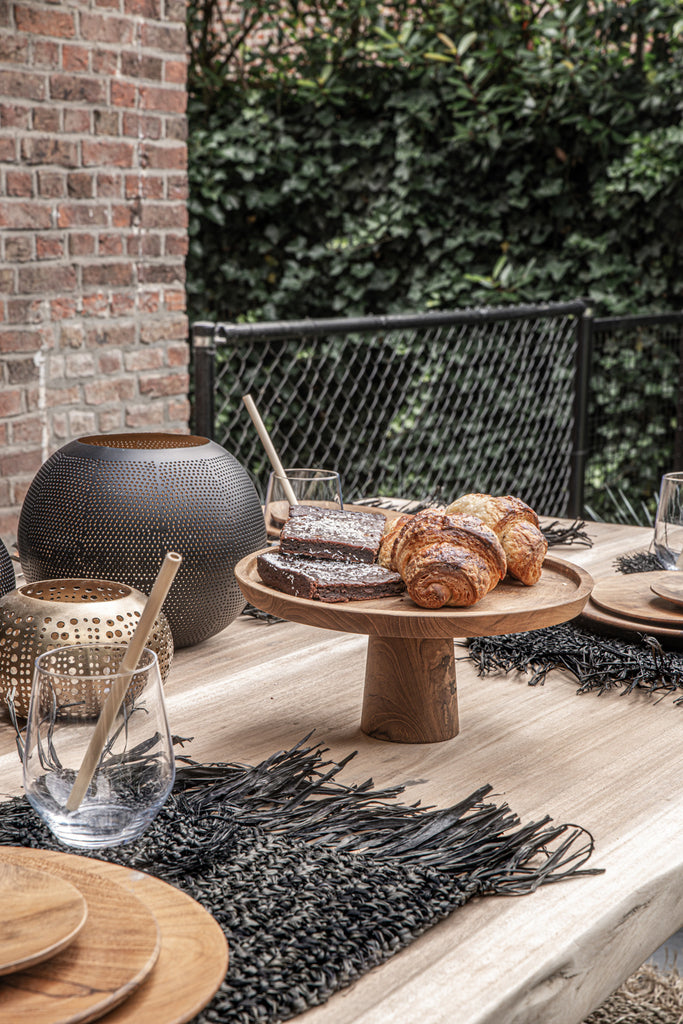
[0,739,600,1024]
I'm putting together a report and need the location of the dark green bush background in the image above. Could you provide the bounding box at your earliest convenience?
[186,0,682,324]
[185,0,683,520]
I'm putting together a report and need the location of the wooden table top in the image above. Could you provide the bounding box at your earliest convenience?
[1,519,681,1024]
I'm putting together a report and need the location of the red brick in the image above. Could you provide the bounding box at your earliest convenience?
[51,297,78,319]
[110,292,135,316]
[0,35,29,63]
[167,176,188,200]
[50,73,107,104]
[65,351,96,377]
[141,234,162,257]
[0,201,52,230]
[68,172,95,199]
[125,403,165,429]
[0,511,20,542]
[91,48,118,76]
[140,85,186,115]
[164,59,186,86]
[17,263,77,295]
[165,234,188,257]
[0,388,22,417]
[0,269,15,296]
[11,415,43,446]
[0,104,30,129]
[140,142,186,170]
[122,112,161,139]
[82,138,135,168]
[139,371,188,398]
[4,237,33,262]
[98,233,123,256]
[125,174,163,199]
[59,324,84,347]
[33,107,60,132]
[69,233,96,256]
[5,171,33,197]
[124,0,161,18]
[125,234,141,256]
[94,108,119,135]
[167,398,191,425]
[124,347,164,372]
[80,12,134,45]
[140,22,185,54]
[96,173,122,197]
[138,290,160,313]
[37,170,66,197]
[87,322,135,347]
[15,5,76,37]
[121,53,162,80]
[82,262,135,287]
[0,136,17,161]
[111,203,134,228]
[110,80,137,108]
[32,40,60,68]
[0,69,46,101]
[97,350,124,374]
[36,235,64,260]
[164,292,187,313]
[98,409,124,432]
[5,300,43,326]
[22,137,78,167]
[167,342,189,367]
[57,203,108,227]
[165,118,187,143]
[68,409,97,434]
[62,45,90,72]
[83,378,136,404]
[139,316,186,343]
[7,357,38,384]
[64,108,91,133]
[140,203,188,230]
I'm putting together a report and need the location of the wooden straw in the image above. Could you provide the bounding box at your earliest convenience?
[65,551,182,812]
[242,393,298,507]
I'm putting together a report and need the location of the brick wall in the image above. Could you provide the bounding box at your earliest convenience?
[0,0,190,546]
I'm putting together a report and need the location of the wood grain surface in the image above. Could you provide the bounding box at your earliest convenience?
[0,859,87,975]
[0,847,160,1024]
[650,573,683,608]
[0,519,680,1024]
[591,572,683,626]
[235,552,594,639]
[0,849,229,1024]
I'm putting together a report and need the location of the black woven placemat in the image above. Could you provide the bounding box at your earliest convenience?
[0,739,600,1024]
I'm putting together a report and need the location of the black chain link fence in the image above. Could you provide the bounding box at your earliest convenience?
[193,303,587,518]
[585,312,683,524]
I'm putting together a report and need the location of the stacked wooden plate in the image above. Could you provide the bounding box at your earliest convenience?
[579,570,683,649]
[0,847,228,1024]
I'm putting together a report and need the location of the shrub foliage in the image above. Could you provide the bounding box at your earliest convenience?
[186,0,683,323]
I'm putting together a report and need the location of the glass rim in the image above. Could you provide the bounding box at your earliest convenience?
[34,644,158,679]
[661,472,683,481]
[271,467,340,480]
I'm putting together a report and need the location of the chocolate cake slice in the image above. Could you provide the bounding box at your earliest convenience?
[257,550,405,603]
[279,505,387,563]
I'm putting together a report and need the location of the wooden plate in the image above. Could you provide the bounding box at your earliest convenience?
[235,551,594,640]
[0,848,229,1024]
[578,596,683,650]
[650,573,683,609]
[0,860,87,975]
[0,847,160,1024]
[590,573,683,627]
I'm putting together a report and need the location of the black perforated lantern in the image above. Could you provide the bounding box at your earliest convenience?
[0,540,15,597]
[18,434,267,648]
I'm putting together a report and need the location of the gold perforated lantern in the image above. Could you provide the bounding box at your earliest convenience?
[0,578,174,717]
[17,434,267,648]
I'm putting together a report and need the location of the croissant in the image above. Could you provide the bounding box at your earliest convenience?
[390,509,507,608]
[378,513,413,570]
[445,493,547,585]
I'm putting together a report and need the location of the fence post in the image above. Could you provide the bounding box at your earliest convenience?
[191,321,216,440]
[568,304,593,518]
[675,323,683,471]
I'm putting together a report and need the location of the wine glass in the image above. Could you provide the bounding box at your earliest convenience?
[23,644,175,849]
[654,472,683,569]
[264,467,343,537]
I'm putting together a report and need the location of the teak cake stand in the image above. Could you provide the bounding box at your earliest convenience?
[235,553,593,744]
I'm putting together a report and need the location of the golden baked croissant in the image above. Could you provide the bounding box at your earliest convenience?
[445,493,547,585]
[378,513,412,570]
[388,509,507,608]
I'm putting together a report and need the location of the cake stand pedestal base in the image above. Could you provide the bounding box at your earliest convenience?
[361,636,459,743]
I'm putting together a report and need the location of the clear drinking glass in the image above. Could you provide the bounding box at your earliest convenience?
[23,644,175,849]
[654,472,683,569]
[264,467,343,537]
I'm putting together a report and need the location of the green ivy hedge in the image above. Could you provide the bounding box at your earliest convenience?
[186,0,683,323]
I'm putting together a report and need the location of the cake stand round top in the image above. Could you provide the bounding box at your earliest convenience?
[234,551,594,639]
